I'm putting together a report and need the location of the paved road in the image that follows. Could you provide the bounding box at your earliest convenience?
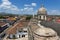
[40,21,60,36]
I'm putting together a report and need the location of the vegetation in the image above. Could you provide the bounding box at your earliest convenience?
[0,12,19,16]
[0,12,19,19]
[26,15,32,20]
[0,16,5,19]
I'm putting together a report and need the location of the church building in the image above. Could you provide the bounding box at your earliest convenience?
[37,4,47,21]
[36,4,60,21]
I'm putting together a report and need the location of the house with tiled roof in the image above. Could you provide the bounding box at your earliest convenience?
[0,21,10,39]
[4,20,29,40]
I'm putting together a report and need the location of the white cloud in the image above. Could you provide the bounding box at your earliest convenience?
[24,4,31,7]
[0,0,20,13]
[48,10,60,15]
[24,2,36,7]
[31,3,36,6]
[24,7,28,10]
[23,2,37,14]
[2,0,11,5]
[22,7,37,15]
[20,7,34,14]
[20,9,24,11]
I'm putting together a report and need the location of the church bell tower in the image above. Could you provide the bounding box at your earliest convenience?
[37,4,47,21]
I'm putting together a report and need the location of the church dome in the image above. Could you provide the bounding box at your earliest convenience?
[34,28,57,36]
[38,5,47,15]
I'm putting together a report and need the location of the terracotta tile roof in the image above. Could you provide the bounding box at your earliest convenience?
[7,17,16,21]
[0,21,6,27]
[6,20,29,34]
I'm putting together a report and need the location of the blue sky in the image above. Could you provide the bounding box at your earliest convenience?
[0,0,60,15]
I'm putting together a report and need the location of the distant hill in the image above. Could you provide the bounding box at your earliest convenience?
[0,12,36,16]
[0,12,19,16]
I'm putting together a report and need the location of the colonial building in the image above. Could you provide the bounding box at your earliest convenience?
[3,20,29,40]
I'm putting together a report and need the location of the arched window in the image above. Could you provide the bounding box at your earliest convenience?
[40,16,41,19]
[19,35,20,38]
[22,35,25,37]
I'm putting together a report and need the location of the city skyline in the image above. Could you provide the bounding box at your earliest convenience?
[0,0,60,15]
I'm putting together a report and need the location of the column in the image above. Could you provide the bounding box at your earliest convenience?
[41,15,44,20]
[45,16,47,20]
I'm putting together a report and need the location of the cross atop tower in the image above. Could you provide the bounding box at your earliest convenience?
[41,4,44,8]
